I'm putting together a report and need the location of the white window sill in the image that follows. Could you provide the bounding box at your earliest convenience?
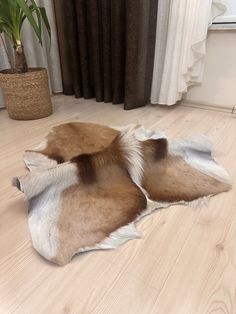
[210,23,236,30]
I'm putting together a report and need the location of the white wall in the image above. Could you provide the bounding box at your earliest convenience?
[185,30,236,109]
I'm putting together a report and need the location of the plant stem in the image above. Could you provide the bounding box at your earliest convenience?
[14,44,28,73]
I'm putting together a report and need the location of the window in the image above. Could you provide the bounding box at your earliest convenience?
[213,0,236,23]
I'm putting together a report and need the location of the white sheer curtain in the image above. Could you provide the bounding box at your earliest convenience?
[0,0,62,108]
[0,36,10,107]
[151,0,226,106]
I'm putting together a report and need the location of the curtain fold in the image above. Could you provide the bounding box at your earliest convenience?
[0,0,62,108]
[53,0,74,95]
[151,0,226,106]
[150,0,171,105]
[0,35,10,108]
[125,0,158,109]
[111,0,126,104]
[21,0,62,93]
[101,1,112,102]
[53,0,158,110]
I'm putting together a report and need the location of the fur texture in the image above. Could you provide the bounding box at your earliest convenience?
[14,122,231,265]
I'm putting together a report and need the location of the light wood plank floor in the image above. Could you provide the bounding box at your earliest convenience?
[0,95,236,314]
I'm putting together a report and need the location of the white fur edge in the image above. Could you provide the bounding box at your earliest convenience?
[169,136,231,184]
[23,151,57,172]
[134,126,167,141]
[78,223,142,253]
[119,126,144,187]
[33,139,48,151]
[16,163,78,261]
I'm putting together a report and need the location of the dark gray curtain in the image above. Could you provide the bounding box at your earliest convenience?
[54,0,158,110]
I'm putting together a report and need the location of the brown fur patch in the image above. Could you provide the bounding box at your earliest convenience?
[72,153,97,184]
[143,138,168,160]
[142,154,231,203]
[38,122,119,161]
[53,164,147,266]
[71,134,128,185]
[47,153,64,164]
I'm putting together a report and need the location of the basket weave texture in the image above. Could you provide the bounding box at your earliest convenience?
[0,68,53,120]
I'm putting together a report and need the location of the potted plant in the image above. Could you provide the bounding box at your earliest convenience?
[0,0,52,120]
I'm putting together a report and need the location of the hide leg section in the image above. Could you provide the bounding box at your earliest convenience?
[23,151,58,171]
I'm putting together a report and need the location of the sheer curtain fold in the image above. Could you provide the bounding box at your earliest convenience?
[21,0,62,93]
[0,0,62,108]
[53,0,158,109]
[151,0,226,106]
[0,36,10,107]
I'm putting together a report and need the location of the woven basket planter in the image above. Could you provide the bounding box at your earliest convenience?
[0,68,53,120]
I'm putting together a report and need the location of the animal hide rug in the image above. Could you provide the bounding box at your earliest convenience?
[13,122,231,265]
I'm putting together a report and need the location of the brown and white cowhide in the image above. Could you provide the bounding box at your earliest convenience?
[13,123,231,266]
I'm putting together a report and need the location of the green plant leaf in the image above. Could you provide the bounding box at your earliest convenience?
[0,0,51,47]
[30,0,42,41]
[38,7,51,43]
[15,0,42,44]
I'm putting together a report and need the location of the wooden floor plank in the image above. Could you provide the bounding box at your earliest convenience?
[0,95,235,314]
